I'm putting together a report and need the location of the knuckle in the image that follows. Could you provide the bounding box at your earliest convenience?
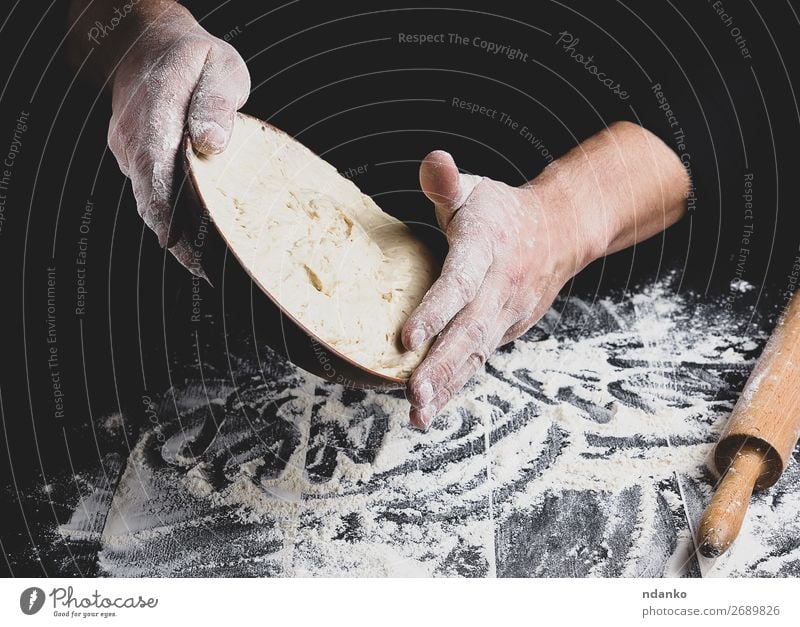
[166,37,209,70]
[450,271,478,304]
[442,359,482,404]
[224,46,250,86]
[130,148,155,177]
[470,349,489,368]
[107,122,122,154]
[194,90,237,115]
[130,161,172,219]
[216,39,243,62]
[438,383,456,407]
[123,131,148,164]
[427,360,454,390]
[428,309,450,335]
[410,303,441,337]
[447,211,477,241]
[199,43,250,109]
[502,298,527,322]
[463,317,490,347]
[108,116,137,159]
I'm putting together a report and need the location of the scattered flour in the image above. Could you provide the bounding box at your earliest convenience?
[95,277,797,577]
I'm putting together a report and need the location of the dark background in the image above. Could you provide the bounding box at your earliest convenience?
[1,0,799,575]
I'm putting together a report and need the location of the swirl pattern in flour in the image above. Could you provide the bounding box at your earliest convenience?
[95,280,800,577]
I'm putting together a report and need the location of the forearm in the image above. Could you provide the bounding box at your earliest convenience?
[405,124,689,425]
[531,120,690,269]
[66,0,195,84]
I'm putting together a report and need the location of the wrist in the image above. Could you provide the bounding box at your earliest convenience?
[598,121,690,255]
[521,159,609,277]
[525,120,690,273]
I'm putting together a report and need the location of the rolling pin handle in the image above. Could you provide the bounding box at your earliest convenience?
[698,447,765,558]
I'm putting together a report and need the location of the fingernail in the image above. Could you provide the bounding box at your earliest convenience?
[410,404,438,431]
[418,380,434,406]
[205,122,226,150]
[193,120,227,153]
[408,328,426,350]
[419,405,436,428]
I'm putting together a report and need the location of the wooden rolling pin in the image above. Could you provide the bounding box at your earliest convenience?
[699,290,800,558]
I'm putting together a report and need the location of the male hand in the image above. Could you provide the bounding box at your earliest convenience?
[402,150,592,429]
[106,8,250,273]
[403,122,690,429]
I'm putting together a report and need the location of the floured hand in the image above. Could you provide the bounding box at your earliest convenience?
[403,122,690,428]
[402,151,591,429]
[107,6,250,274]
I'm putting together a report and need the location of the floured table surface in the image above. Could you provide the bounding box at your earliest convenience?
[57,278,800,577]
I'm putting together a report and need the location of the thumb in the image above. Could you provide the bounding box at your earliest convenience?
[188,45,250,155]
[419,150,481,230]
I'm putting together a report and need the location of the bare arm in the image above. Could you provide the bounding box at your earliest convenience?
[539,120,690,258]
[404,121,690,428]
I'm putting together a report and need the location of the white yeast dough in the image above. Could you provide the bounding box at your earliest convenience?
[187,114,439,379]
